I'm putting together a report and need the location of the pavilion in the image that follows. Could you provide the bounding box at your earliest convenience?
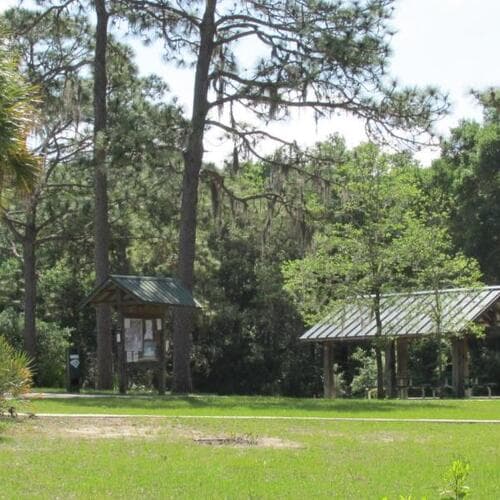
[300,286,500,398]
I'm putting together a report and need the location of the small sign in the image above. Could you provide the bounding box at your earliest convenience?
[67,348,81,392]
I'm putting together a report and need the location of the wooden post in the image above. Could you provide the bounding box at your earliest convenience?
[117,308,127,394]
[323,342,335,399]
[157,313,167,395]
[452,336,469,398]
[396,337,409,399]
[464,342,471,398]
[384,340,397,398]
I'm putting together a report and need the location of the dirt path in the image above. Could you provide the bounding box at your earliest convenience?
[18,413,500,424]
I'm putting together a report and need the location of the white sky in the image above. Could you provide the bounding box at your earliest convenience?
[3,0,500,165]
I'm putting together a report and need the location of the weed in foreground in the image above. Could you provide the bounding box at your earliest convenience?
[440,458,470,499]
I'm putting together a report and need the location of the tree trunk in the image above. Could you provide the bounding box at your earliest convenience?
[172,0,217,393]
[22,202,37,362]
[93,0,112,389]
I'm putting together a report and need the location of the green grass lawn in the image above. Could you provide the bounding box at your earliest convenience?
[26,393,500,420]
[1,395,499,498]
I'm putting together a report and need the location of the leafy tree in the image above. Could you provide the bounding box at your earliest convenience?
[124,0,448,392]
[430,89,500,283]
[2,8,94,364]
[391,218,483,394]
[284,144,416,397]
[283,143,480,398]
[192,226,319,396]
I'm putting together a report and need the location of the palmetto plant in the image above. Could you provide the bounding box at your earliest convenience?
[0,28,39,198]
[0,336,32,412]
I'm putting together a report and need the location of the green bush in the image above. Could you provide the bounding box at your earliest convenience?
[36,321,71,387]
[350,347,377,396]
[0,308,23,351]
[0,336,32,412]
[0,311,71,387]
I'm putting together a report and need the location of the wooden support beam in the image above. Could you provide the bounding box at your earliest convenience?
[323,342,335,399]
[396,337,409,399]
[384,340,397,398]
[117,302,127,394]
[452,336,469,398]
[157,314,167,395]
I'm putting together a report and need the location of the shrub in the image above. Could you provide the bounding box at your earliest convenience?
[0,311,71,387]
[350,347,377,396]
[36,321,71,387]
[0,308,23,350]
[0,336,32,412]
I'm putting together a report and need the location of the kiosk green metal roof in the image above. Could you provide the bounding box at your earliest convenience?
[84,274,201,308]
[301,286,500,342]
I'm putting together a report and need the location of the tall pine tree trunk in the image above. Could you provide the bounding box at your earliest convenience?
[172,0,217,393]
[22,201,37,362]
[93,0,112,389]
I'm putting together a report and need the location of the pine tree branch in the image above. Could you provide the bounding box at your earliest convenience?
[3,214,26,242]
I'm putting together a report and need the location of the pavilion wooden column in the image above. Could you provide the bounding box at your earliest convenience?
[452,336,469,398]
[384,340,397,398]
[323,342,335,399]
[157,313,167,395]
[396,337,409,399]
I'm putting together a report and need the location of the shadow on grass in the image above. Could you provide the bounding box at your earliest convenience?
[29,394,460,416]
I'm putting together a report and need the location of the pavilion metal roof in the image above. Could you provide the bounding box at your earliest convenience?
[84,274,201,308]
[300,286,500,342]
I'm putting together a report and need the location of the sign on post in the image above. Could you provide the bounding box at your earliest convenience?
[67,348,81,393]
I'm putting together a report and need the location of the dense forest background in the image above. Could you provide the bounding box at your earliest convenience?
[1,2,499,395]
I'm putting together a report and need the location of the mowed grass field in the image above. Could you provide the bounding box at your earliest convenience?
[0,396,499,499]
